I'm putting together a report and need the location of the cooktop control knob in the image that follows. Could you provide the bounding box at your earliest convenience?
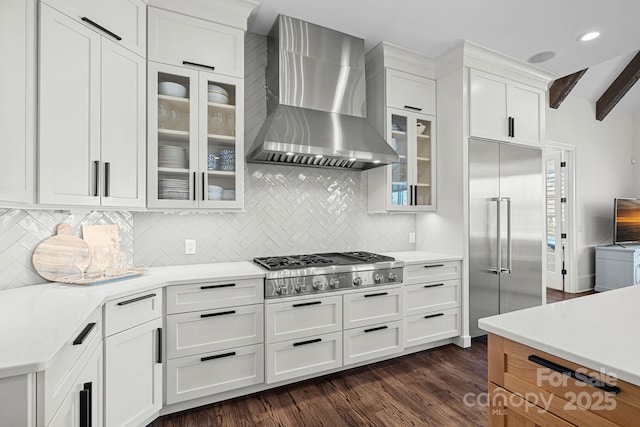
[312,279,321,290]
[276,285,286,295]
[388,272,398,282]
[294,281,301,292]
[374,273,384,284]
[329,278,340,288]
[353,277,362,287]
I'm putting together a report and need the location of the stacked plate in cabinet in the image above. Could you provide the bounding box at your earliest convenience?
[159,145,188,169]
[159,178,189,200]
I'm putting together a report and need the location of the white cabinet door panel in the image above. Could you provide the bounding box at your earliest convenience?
[39,4,100,205]
[509,83,543,145]
[404,279,461,316]
[101,38,145,207]
[343,320,403,366]
[404,308,461,347]
[343,287,403,329]
[265,295,342,343]
[90,0,146,57]
[386,69,436,115]
[166,278,263,314]
[469,69,509,141]
[404,261,461,285]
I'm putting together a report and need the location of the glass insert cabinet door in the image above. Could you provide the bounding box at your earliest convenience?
[148,62,243,209]
[389,113,409,208]
[414,116,433,208]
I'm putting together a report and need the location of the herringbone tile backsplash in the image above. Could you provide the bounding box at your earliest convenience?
[0,33,414,289]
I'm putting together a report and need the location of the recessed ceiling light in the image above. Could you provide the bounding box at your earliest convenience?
[578,31,601,42]
[527,51,556,64]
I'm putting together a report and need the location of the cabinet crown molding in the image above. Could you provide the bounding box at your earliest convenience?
[147,0,259,30]
[366,41,435,79]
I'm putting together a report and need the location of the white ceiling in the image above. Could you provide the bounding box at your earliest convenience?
[248,0,640,113]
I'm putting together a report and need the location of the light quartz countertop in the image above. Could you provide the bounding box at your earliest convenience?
[479,285,640,386]
[0,262,265,379]
[383,250,462,264]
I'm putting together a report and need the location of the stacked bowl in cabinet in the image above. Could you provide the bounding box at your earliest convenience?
[164,278,264,404]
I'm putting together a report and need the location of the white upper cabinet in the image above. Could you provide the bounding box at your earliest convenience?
[41,0,146,57]
[0,0,35,205]
[386,69,436,115]
[469,69,544,145]
[148,8,244,79]
[38,4,145,208]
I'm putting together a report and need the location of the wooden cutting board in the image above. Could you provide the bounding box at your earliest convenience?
[32,223,91,282]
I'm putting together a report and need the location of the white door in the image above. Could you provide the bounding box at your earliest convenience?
[104,318,162,427]
[545,148,566,291]
[509,83,543,145]
[469,69,509,141]
[39,4,101,206]
[101,38,146,207]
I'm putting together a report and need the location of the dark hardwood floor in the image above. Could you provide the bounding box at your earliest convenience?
[546,287,596,303]
[150,288,595,427]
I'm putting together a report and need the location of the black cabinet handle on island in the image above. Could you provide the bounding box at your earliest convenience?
[528,355,621,395]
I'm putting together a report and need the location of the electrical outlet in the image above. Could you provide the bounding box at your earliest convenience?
[185,239,197,255]
[409,232,416,244]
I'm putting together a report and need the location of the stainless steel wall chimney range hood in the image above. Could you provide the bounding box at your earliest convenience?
[247,15,398,170]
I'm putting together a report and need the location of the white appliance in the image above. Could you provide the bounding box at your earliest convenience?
[595,245,640,292]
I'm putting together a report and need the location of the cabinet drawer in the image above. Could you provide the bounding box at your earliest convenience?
[265,295,342,343]
[489,383,574,427]
[148,8,243,78]
[386,69,436,115]
[492,335,640,427]
[38,308,102,426]
[41,0,146,56]
[166,344,264,404]
[166,277,263,314]
[404,261,461,285]
[404,279,461,316]
[266,332,342,384]
[343,320,403,366]
[167,304,263,359]
[104,289,162,337]
[343,287,403,329]
[404,307,461,347]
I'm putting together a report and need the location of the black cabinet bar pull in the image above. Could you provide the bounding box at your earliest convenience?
[404,105,422,111]
[424,264,445,268]
[93,161,99,197]
[409,184,413,206]
[201,283,235,290]
[73,323,96,345]
[424,313,445,319]
[528,355,620,395]
[364,292,388,298]
[202,172,205,201]
[364,325,388,333]
[81,17,121,41]
[157,328,162,364]
[293,338,322,347]
[201,310,236,318]
[201,351,236,362]
[183,61,215,71]
[79,382,92,427]
[117,293,156,306]
[104,162,110,198]
[424,283,445,288]
[192,172,196,201]
[511,117,515,138]
[414,185,418,206]
[293,301,322,308]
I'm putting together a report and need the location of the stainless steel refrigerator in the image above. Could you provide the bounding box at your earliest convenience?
[469,138,544,337]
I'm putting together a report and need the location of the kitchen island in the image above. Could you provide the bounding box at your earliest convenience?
[479,285,640,426]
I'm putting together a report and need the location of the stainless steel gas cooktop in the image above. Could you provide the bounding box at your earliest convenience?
[253,251,404,299]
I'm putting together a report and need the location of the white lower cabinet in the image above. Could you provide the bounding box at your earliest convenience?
[343,287,403,329]
[265,295,342,343]
[166,344,264,404]
[49,342,103,427]
[266,331,343,384]
[404,279,461,316]
[404,308,461,347]
[343,320,403,366]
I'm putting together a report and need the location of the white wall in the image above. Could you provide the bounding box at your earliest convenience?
[546,95,635,291]
[634,109,640,192]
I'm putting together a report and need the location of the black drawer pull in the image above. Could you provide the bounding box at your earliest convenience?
[424,313,445,319]
[528,355,620,395]
[364,292,388,298]
[201,283,235,290]
[424,264,445,268]
[79,382,92,427]
[116,293,156,306]
[73,323,96,345]
[157,328,162,364]
[183,61,215,71]
[404,105,422,111]
[81,17,121,41]
[293,338,322,347]
[364,325,388,333]
[201,351,236,362]
[293,301,322,308]
[201,310,236,318]
[424,283,445,288]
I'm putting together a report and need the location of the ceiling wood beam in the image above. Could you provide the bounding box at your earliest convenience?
[596,51,640,121]
[549,69,588,109]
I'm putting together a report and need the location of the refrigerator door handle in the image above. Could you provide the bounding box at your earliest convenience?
[487,197,501,274]
[501,197,512,273]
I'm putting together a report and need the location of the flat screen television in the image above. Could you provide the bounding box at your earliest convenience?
[614,198,640,244]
